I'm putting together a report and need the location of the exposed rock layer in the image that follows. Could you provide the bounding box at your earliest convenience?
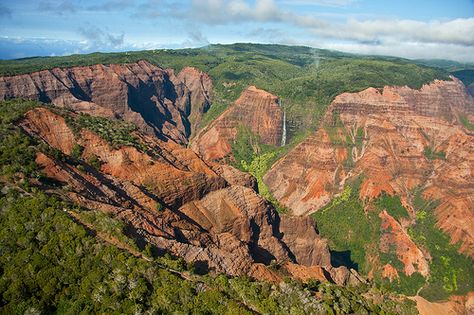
[191,86,283,161]
[20,107,343,282]
[1,60,211,144]
[264,78,474,259]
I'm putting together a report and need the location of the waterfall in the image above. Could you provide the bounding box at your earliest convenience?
[280,100,287,147]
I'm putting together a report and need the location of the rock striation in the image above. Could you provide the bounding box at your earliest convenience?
[264,78,474,259]
[191,86,283,162]
[0,60,212,144]
[18,107,348,283]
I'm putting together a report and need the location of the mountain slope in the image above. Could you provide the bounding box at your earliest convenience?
[0,60,211,143]
[264,77,474,299]
[191,85,284,162]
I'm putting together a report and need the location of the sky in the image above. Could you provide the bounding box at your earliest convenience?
[0,0,473,61]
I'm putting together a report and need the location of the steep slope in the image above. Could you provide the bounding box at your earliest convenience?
[0,60,211,144]
[10,103,355,284]
[264,77,474,298]
[191,86,283,162]
[265,78,474,250]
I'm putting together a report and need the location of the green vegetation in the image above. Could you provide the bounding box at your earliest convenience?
[199,101,229,130]
[312,179,474,300]
[0,100,42,182]
[406,190,474,301]
[0,187,417,314]
[71,144,84,159]
[155,202,164,212]
[423,146,446,160]
[86,154,103,171]
[459,114,474,132]
[231,125,299,213]
[374,194,410,221]
[0,191,251,314]
[312,178,381,275]
[63,112,148,151]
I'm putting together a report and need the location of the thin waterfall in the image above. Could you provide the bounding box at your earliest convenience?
[280,99,287,146]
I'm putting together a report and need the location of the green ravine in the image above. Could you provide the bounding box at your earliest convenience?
[311,179,474,301]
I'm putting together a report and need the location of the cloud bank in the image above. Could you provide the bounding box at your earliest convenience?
[1,0,473,62]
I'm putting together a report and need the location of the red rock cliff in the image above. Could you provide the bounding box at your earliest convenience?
[191,86,284,162]
[264,78,474,259]
[18,107,339,281]
[0,60,212,144]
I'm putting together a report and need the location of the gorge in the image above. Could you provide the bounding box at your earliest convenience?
[0,44,473,314]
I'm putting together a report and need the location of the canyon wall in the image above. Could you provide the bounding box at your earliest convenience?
[264,78,474,258]
[191,86,284,162]
[18,106,349,283]
[0,60,211,144]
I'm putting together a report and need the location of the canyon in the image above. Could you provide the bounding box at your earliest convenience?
[264,78,474,258]
[20,106,359,284]
[0,54,473,314]
[0,63,362,287]
[261,78,474,304]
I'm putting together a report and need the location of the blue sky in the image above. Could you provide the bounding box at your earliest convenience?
[0,0,473,61]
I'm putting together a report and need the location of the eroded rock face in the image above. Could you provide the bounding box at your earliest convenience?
[264,78,474,259]
[467,82,474,97]
[279,215,331,267]
[0,61,212,144]
[191,86,283,162]
[413,292,474,315]
[19,107,337,279]
[169,66,212,136]
[379,210,430,277]
[209,163,258,192]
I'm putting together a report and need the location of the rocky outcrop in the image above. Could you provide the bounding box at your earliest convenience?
[326,78,474,121]
[379,210,430,277]
[209,163,258,192]
[381,264,399,282]
[169,66,212,136]
[0,60,212,144]
[20,107,340,281]
[191,86,283,162]
[279,215,331,266]
[264,78,474,259]
[263,128,347,216]
[20,108,226,210]
[412,293,474,315]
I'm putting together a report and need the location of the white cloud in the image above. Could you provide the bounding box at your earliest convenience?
[320,41,474,63]
[281,0,358,7]
[317,18,474,46]
[182,29,210,47]
[183,0,474,61]
[186,1,474,46]
[190,0,285,24]
[78,26,125,49]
